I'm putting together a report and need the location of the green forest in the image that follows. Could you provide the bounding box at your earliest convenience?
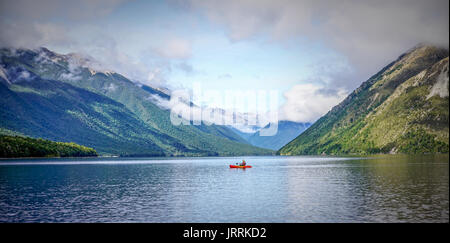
[0,135,98,158]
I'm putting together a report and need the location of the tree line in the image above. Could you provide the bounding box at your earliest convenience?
[0,135,98,158]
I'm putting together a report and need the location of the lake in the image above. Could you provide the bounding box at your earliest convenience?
[0,155,448,223]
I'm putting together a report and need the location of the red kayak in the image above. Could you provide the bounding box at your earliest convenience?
[229,165,252,168]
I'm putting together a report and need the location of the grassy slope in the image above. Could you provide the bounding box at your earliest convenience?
[279,45,449,155]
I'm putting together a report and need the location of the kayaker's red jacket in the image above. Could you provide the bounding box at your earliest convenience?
[241,161,246,166]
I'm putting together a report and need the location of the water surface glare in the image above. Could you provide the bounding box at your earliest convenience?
[0,155,448,222]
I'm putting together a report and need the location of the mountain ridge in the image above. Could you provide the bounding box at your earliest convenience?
[279,44,449,155]
[0,47,273,156]
[232,120,311,150]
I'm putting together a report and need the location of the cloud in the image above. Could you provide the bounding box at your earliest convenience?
[175,62,194,74]
[185,0,449,89]
[0,0,130,20]
[151,38,192,59]
[59,72,81,81]
[0,21,72,49]
[63,32,166,87]
[145,67,169,87]
[188,0,449,47]
[141,38,197,84]
[149,87,274,130]
[0,0,129,49]
[2,66,37,83]
[280,83,347,123]
[218,73,232,79]
[0,1,193,89]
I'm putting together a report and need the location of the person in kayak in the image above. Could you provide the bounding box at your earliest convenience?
[240,160,246,166]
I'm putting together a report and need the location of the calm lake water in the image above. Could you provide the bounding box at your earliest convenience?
[0,155,448,223]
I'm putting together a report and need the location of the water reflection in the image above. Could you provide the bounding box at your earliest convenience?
[284,155,448,222]
[0,155,448,222]
[349,155,449,222]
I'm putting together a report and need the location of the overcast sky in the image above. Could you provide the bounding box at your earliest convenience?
[1,0,448,122]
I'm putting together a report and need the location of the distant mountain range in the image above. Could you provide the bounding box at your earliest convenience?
[231,121,311,150]
[0,47,273,156]
[279,44,449,155]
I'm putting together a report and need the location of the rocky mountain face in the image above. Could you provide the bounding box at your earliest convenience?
[279,44,449,155]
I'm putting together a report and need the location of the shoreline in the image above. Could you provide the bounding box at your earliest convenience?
[1,153,448,161]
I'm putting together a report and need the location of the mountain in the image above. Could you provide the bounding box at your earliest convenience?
[232,121,311,150]
[139,84,250,145]
[279,44,449,155]
[0,47,273,156]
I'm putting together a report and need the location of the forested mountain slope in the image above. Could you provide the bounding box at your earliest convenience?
[0,47,272,156]
[279,45,449,155]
